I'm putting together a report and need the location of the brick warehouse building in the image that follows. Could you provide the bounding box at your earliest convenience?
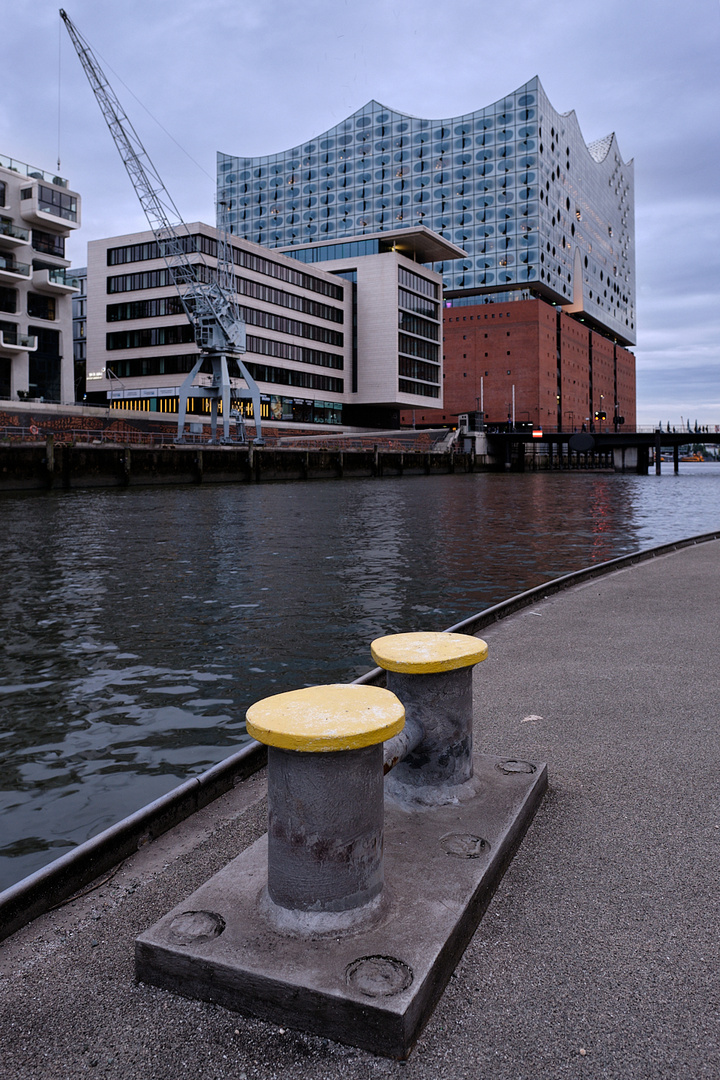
[403,297,636,430]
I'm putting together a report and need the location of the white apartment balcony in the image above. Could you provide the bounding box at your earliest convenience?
[0,328,37,355]
[19,181,81,232]
[0,256,31,283]
[32,267,81,294]
[0,219,31,250]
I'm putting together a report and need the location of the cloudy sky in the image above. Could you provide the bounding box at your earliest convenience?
[2,0,718,426]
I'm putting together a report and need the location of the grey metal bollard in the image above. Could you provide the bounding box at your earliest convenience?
[371,632,488,793]
[246,683,404,915]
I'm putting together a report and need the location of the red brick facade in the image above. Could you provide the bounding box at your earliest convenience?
[401,298,636,431]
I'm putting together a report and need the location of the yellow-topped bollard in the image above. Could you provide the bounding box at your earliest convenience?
[370,631,488,797]
[246,683,405,752]
[247,684,404,916]
[371,631,488,674]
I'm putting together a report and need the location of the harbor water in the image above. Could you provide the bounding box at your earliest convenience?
[1,464,719,890]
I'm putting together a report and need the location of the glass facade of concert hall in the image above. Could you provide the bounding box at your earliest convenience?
[218,76,635,347]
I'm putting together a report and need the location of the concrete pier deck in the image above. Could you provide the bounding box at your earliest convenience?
[1,539,719,1078]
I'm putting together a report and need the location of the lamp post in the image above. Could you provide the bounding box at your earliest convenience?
[564,410,575,432]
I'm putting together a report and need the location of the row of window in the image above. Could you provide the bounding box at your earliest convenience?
[398,356,440,384]
[398,378,439,398]
[398,265,438,299]
[246,334,343,370]
[106,394,343,425]
[233,245,343,299]
[240,306,343,346]
[107,296,185,321]
[243,361,343,395]
[397,287,438,321]
[398,332,439,363]
[105,290,344,338]
[107,235,216,266]
[106,319,345,369]
[398,312,439,342]
[107,265,213,294]
[105,234,344,300]
[107,353,201,379]
[238,276,343,322]
[104,349,345,390]
[107,325,195,351]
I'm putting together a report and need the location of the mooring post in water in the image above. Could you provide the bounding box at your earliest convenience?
[246,684,404,917]
[371,632,488,796]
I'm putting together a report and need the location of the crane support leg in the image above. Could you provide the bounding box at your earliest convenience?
[176,357,205,442]
[210,399,218,443]
[237,358,264,444]
[221,355,231,443]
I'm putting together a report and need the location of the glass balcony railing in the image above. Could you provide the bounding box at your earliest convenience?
[0,257,30,276]
[0,330,37,350]
[47,268,80,288]
[0,154,68,188]
[0,220,30,242]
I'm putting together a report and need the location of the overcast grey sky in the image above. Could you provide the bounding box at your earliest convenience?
[2,0,718,426]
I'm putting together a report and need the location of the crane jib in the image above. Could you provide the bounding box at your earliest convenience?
[60,8,263,444]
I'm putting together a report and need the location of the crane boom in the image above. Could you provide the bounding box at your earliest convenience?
[60,8,263,442]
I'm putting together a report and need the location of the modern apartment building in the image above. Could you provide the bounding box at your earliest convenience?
[218,76,636,429]
[0,154,81,403]
[85,223,452,426]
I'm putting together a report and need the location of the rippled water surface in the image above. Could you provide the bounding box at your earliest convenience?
[1,464,719,889]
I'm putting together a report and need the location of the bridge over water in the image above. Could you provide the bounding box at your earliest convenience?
[484,429,720,473]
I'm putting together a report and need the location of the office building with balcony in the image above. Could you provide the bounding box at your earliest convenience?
[0,154,81,403]
[218,76,635,430]
[85,223,453,427]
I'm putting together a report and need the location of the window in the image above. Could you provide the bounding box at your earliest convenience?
[0,181,6,207]
[27,293,56,321]
[32,230,65,258]
[0,286,17,314]
[36,185,78,222]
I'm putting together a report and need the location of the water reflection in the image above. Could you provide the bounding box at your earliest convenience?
[1,465,719,888]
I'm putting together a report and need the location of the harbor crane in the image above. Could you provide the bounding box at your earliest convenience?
[60,9,264,444]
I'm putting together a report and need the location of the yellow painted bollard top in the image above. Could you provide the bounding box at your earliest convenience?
[370,631,488,674]
[246,683,405,753]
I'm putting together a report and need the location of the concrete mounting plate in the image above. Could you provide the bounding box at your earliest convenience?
[135,753,547,1059]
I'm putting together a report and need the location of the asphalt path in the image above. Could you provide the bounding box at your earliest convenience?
[1,539,718,1079]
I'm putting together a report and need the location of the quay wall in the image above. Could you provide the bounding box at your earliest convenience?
[0,442,474,492]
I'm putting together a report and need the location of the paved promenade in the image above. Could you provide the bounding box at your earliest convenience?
[1,539,719,1079]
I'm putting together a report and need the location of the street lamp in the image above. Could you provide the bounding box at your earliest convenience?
[564,410,575,432]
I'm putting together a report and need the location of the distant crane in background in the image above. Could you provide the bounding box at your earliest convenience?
[60,8,264,444]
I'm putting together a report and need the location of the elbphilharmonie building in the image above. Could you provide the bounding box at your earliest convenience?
[218,76,635,347]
